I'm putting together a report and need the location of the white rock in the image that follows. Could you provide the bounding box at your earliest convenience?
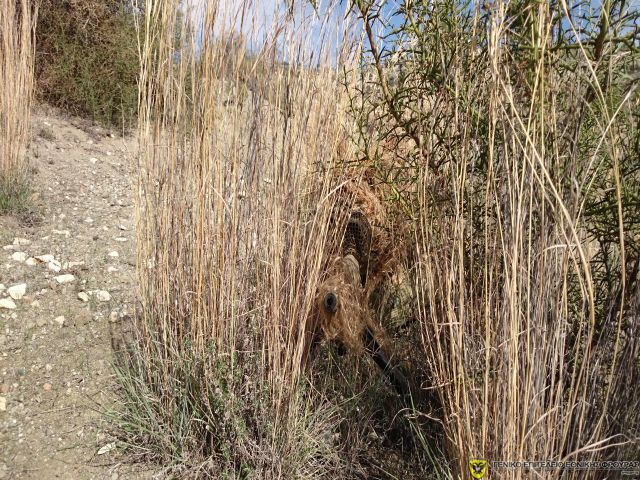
[89,157,98,164]
[54,274,76,284]
[35,256,61,271]
[8,284,26,300]
[68,261,85,268]
[13,238,30,246]
[118,225,127,231]
[0,396,6,411]
[85,218,94,224]
[97,442,116,455]
[2,245,15,251]
[52,229,71,237]
[95,290,111,302]
[106,151,113,156]
[31,300,40,308]
[0,298,16,309]
[77,292,90,302]
[11,252,27,262]
[0,284,5,291]
[109,310,119,322]
[108,251,119,258]
[25,257,37,266]
[114,237,127,242]
[107,266,118,273]
[54,316,65,327]
[47,260,62,272]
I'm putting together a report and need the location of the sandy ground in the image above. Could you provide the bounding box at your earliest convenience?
[0,108,150,479]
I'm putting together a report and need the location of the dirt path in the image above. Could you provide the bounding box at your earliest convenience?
[0,109,148,479]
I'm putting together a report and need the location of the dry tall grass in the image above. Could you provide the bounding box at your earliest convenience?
[118,1,366,476]
[115,0,638,477]
[406,2,639,479]
[0,0,36,209]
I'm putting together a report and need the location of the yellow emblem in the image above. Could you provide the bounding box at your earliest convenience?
[469,459,488,479]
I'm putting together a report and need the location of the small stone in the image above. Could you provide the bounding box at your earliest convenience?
[52,229,70,237]
[25,257,37,266]
[108,251,119,258]
[114,237,127,242]
[0,299,16,309]
[77,292,90,302]
[11,252,27,262]
[68,261,85,268]
[43,383,52,391]
[107,266,118,273]
[97,442,116,455]
[30,300,40,308]
[54,316,65,327]
[0,284,4,292]
[106,151,113,156]
[45,364,53,371]
[96,290,111,302]
[13,238,30,246]
[54,274,75,284]
[109,311,119,323]
[118,225,127,231]
[89,157,98,164]
[85,218,94,224]
[0,396,6,411]
[36,317,47,327]
[47,259,62,272]
[35,254,55,263]
[7,284,26,300]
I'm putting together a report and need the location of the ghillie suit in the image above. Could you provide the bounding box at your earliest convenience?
[311,206,411,396]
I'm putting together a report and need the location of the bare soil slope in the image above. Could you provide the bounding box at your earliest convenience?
[0,108,147,479]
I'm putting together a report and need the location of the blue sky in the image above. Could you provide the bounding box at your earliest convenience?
[188,0,405,65]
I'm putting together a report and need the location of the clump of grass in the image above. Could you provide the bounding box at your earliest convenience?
[112,1,367,477]
[0,0,36,211]
[37,126,56,141]
[0,176,31,215]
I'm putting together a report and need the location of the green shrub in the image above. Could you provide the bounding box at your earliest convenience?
[34,0,138,129]
[346,0,639,476]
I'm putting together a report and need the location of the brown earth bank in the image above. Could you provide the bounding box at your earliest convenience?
[0,107,151,479]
